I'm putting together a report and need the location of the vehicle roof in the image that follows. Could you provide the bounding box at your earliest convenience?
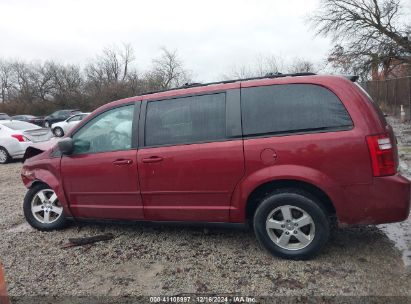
[95,74,356,114]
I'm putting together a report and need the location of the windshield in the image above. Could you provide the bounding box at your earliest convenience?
[1,121,39,130]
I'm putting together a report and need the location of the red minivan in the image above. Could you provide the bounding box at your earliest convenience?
[21,73,411,260]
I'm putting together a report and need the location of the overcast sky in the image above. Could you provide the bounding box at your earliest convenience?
[0,0,332,81]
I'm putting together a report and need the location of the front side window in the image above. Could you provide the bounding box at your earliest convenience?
[72,105,134,154]
[145,93,226,146]
[241,84,353,136]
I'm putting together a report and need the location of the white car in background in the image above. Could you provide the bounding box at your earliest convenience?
[51,112,90,137]
[0,120,53,164]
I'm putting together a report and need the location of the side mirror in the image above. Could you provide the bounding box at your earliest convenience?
[58,138,74,155]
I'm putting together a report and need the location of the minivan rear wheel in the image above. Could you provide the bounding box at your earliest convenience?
[253,189,330,260]
[23,183,68,231]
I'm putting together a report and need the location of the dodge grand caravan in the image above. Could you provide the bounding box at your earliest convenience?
[21,73,411,260]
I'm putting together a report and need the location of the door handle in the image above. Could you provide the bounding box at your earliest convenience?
[142,156,163,163]
[112,159,133,165]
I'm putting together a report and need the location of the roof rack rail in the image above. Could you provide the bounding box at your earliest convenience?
[182,82,202,88]
[345,75,359,82]
[140,72,317,96]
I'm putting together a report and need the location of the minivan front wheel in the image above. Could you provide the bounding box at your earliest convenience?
[253,189,330,260]
[23,184,67,231]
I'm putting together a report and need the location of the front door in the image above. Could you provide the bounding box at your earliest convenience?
[137,92,244,222]
[61,104,143,220]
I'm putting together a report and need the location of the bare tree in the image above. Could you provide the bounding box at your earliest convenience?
[120,43,135,82]
[289,58,317,73]
[0,60,13,103]
[309,0,411,79]
[223,65,254,79]
[0,44,192,114]
[223,54,285,79]
[11,61,38,104]
[254,54,284,76]
[48,62,83,102]
[85,43,136,89]
[151,47,189,89]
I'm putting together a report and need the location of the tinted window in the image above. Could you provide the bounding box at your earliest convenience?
[241,84,352,136]
[72,105,134,154]
[145,93,226,146]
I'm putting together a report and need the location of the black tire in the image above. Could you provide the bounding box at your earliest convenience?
[53,127,64,137]
[0,147,11,164]
[253,189,330,260]
[23,183,68,231]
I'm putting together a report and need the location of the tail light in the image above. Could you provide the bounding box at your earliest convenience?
[11,134,30,142]
[366,133,397,176]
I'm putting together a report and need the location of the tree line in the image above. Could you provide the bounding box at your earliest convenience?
[1,0,409,115]
[309,0,411,80]
[0,45,316,115]
[0,45,191,115]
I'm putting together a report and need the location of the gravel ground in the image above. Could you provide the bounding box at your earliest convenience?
[0,117,410,299]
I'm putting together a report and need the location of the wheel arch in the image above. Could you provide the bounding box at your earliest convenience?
[229,164,345,223]
[26,170,72,217]
[245,179,337,222]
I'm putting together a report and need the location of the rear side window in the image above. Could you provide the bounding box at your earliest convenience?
[241,84,353,136]
[145,93,226,146]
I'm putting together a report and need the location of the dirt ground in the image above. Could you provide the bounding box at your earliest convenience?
[0,117,410,300]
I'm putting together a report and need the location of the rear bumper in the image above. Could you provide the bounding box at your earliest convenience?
[338,174,410,225]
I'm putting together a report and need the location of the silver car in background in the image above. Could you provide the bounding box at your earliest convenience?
[0,120,53,164]
[51,112,90,137]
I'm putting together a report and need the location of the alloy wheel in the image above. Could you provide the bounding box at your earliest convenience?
[265,205,315,250]
[31,189,63,224]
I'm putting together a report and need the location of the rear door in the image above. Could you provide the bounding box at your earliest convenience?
[137,89,244,222]
[240,83,370,186]
[61,103,143,220]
